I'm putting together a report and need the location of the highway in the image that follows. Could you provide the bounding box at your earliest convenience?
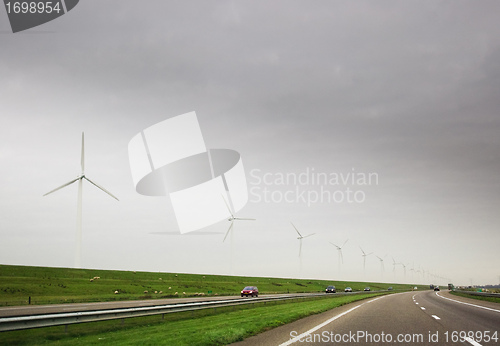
[232,290,500,345]
[0,291,367,318]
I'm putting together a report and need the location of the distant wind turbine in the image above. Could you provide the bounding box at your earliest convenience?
[222,195,255,242]
[359,246,373,273]
[43,133,118,268]
[329,239,348,273]
[375,255,386,276]
[221,195,255,275]
[291,222,315,258]
[401,263,408,282]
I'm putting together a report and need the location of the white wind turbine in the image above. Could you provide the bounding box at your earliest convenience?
[329,239,348,273]
[291,222,315,258]
[401,263,408,282]
[359,246,373,276]
[392,257,398,280]
[43,133,118,268]
[375,255,386,277]
[291,222,315,277]
[222,195,255,242]
[221,195,255,275]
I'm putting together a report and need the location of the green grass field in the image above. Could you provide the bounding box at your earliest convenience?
[0,264,414,306]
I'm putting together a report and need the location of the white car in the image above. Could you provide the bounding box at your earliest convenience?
[345,287,352,292]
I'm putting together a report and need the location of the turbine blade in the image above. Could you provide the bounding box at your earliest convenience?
[221,194,234,218]
[329,241,340,249]
[302,233,315,238]
[43,177,80,196]
[81,132,85,174]
[359,246,365,255]
[83,177,119,200]
[234,217,255,221]
[223,221,234,242]
[290,222,302,238]
[341,239,348,248]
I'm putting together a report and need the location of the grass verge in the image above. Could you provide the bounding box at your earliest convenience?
[0,292,388,345]
[450,291,500,304]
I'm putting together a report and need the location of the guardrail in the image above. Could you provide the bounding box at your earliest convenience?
[453,290,500,298]
[0,291,382,332]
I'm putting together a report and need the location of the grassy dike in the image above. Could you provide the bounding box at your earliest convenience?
[0,264,412,306]
[1,292,389,345]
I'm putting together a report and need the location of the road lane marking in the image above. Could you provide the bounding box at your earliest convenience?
[465,337,482,346]
[436,292,500,313]
[431,315,440,320]
[279,295,390,345]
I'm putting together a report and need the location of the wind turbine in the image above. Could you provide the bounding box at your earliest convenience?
[375,255,386,276]
[291,222,314,278]
[43,133,118,268]
[221,195,255,242]
[291,222,315,258]
[221,195,255,275]
[329,239,348,273]
[359,246,373,273]
[401,263,408,282]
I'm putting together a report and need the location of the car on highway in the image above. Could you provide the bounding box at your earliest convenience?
[241,286,259,297]
[325,285,336,293]
[345,287,353,292]
[364,287,370,291]
[434,286,440,291]
[388,287,393,291]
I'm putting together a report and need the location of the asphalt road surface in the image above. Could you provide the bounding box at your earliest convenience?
[232,290,500,346]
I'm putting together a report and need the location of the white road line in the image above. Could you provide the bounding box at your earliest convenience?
[431,315,440,320]
[279,295,389,346]
[436,291,500,313]
[465,336,483,346]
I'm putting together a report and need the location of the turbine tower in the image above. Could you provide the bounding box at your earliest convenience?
[44,133,118,268]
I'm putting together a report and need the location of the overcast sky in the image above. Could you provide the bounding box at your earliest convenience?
[1,1,499,287]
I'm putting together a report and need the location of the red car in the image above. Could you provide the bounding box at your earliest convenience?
[241,286,259,297]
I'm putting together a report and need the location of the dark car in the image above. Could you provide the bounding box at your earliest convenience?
[241,286,259,297]
[345,287,353,292]
[364,287,371,291]
[434,286,440,291]
[325,285,336,293]
[388,287,393,291]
